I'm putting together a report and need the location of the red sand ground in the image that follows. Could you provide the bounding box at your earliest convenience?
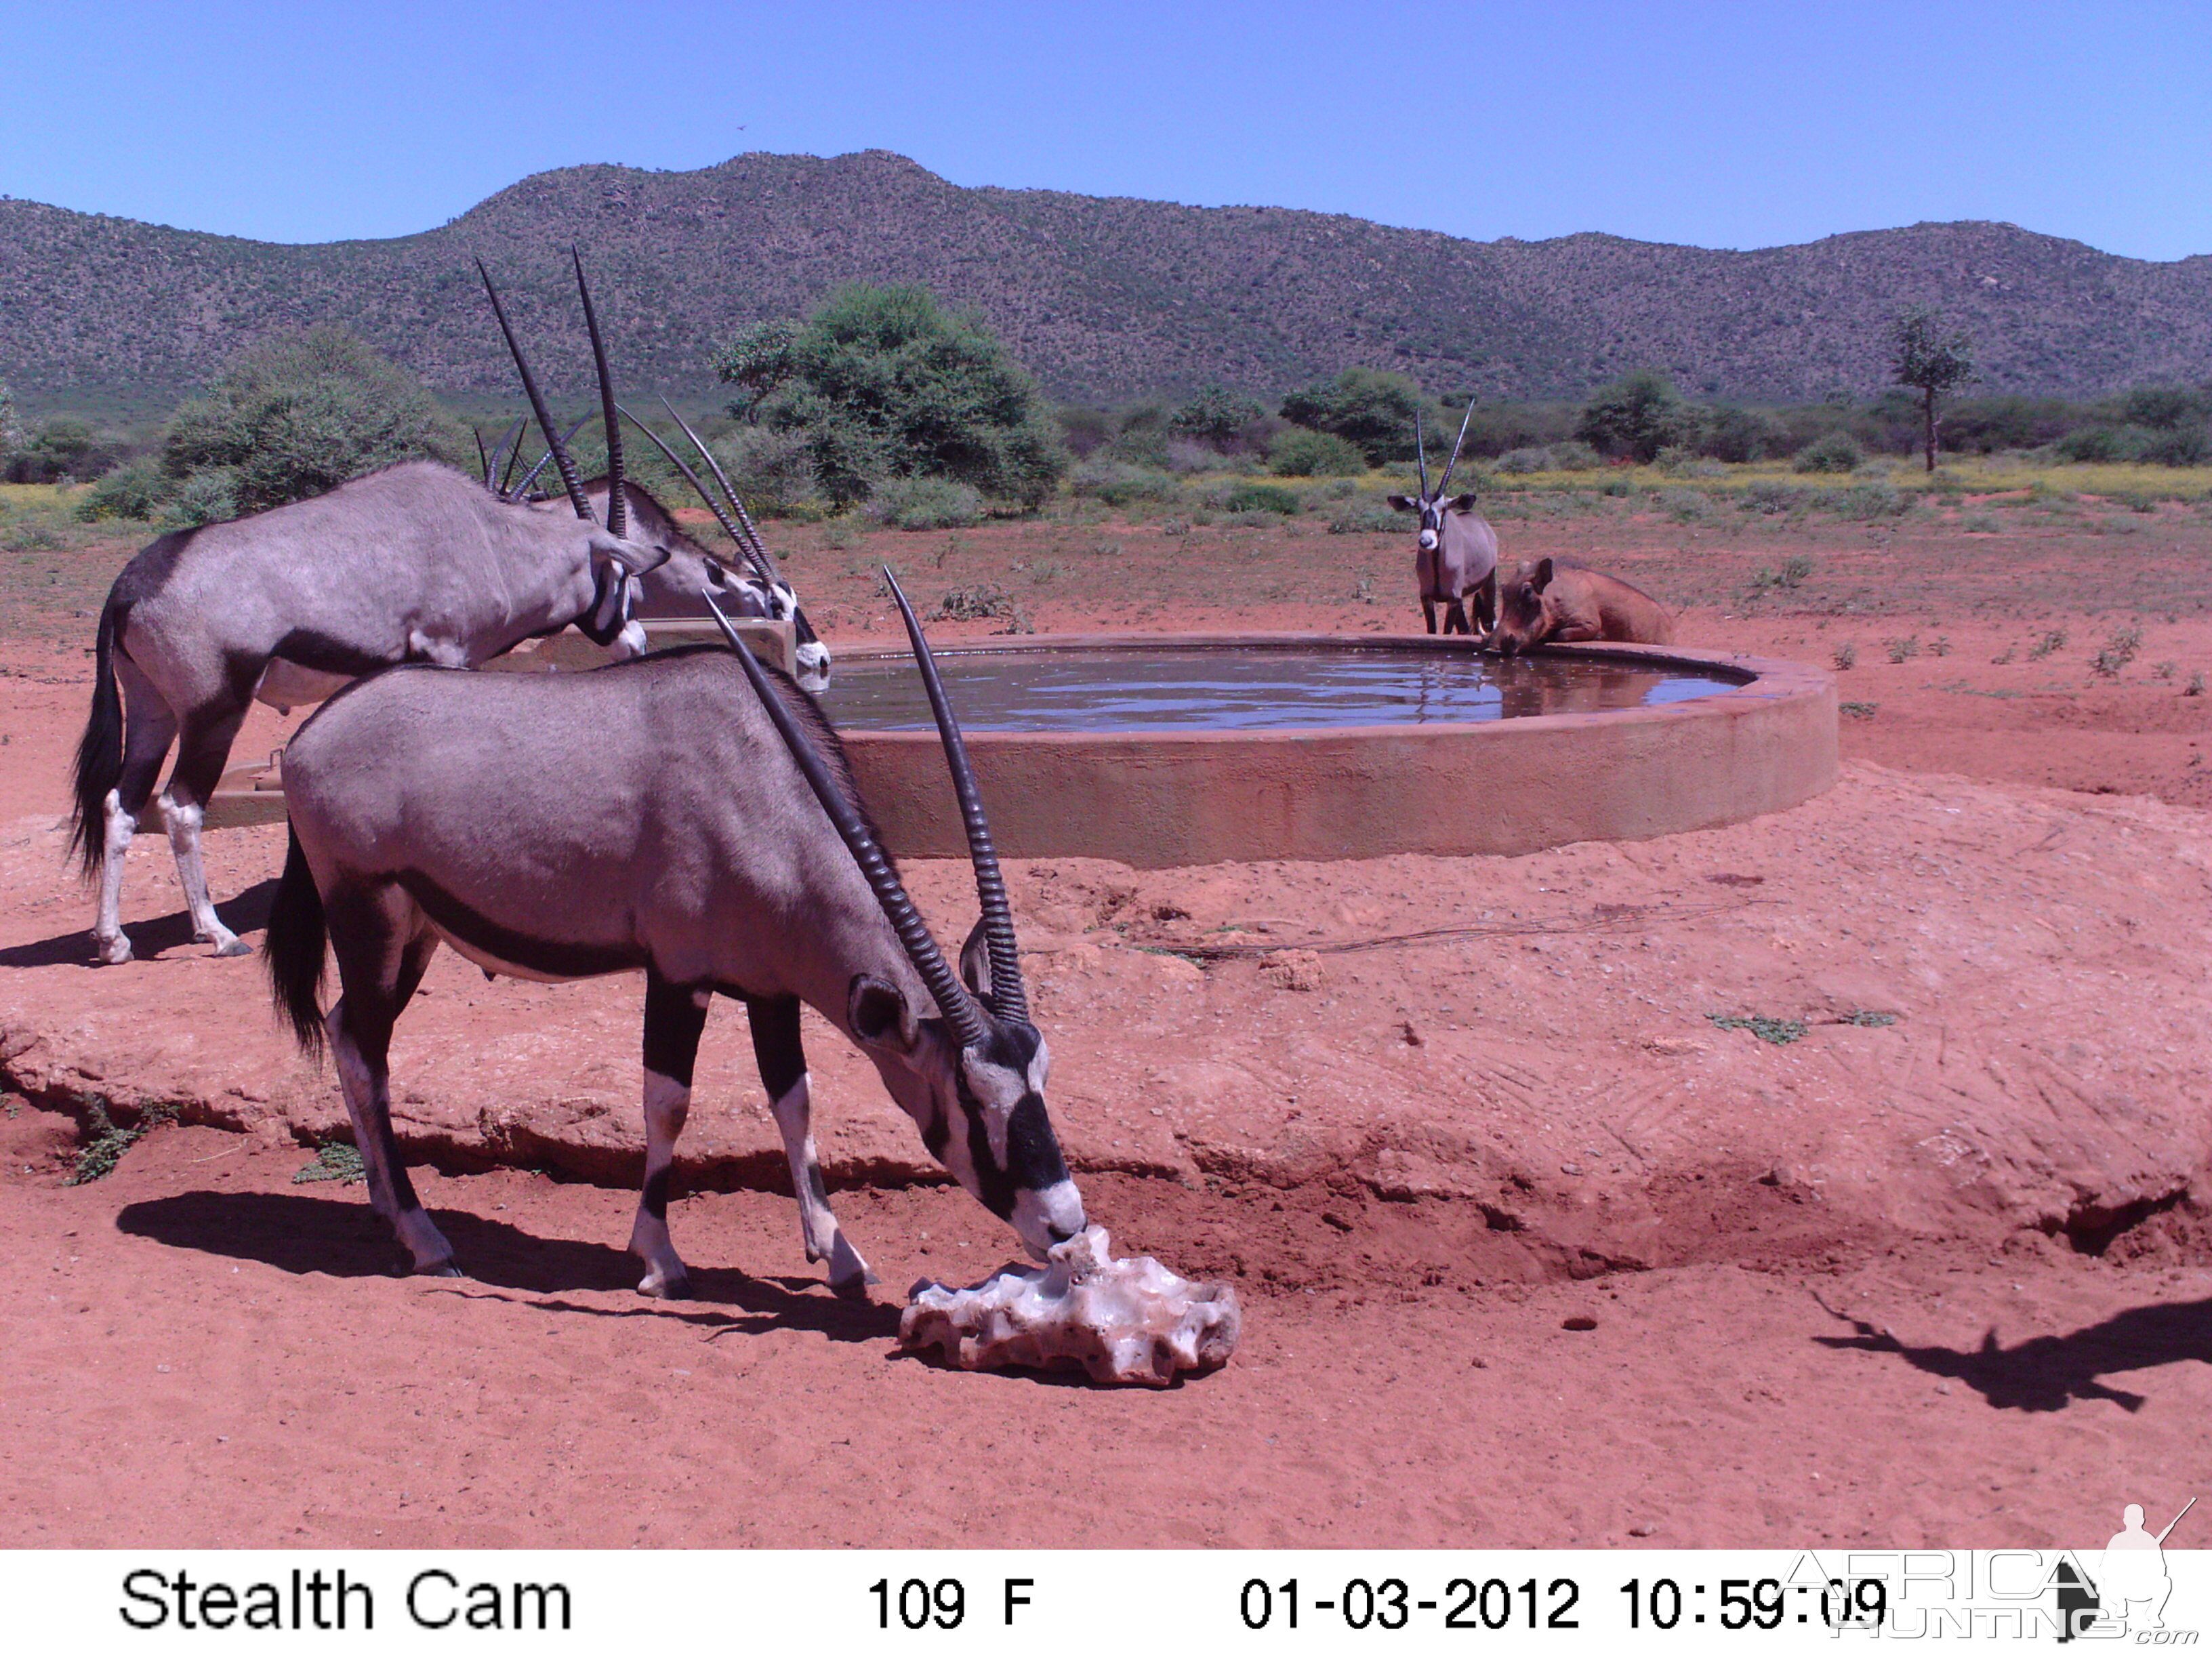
[3,499,2210,1549]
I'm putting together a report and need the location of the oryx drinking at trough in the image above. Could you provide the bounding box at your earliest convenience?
[262,572,1084,1296]
[596,394,832,689]
[66,256,796,964]
[1387,401,1499,638]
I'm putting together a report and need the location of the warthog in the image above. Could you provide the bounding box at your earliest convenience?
[1490,558,1675,655]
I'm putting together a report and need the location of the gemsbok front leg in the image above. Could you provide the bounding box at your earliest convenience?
[632,971,710,1298]
[747,994,876,1292]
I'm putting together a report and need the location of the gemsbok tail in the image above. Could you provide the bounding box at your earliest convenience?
[68,600,124,878]
[265,826,329,1060]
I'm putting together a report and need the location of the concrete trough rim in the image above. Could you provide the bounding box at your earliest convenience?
[827,631,1839,866]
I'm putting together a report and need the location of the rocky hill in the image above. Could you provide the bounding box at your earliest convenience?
[3,150,2209,407]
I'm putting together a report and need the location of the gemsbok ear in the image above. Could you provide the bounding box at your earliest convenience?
[1533,557,1556,590]
[1385,495,1417,512]
[1448,493,1478,513]
[848,973,919,1054]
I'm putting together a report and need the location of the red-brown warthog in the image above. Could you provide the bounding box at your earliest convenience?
[1490,558,1675,655]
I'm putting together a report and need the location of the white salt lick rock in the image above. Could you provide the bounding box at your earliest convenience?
[899,1225,1241,1386]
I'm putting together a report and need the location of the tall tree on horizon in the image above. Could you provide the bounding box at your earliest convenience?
[1892,307,1975,473]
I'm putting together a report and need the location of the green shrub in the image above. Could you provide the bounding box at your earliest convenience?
[1700,405,1786,464]
[1072,460,1181,506]
[2055,424,2143,463]
[712,318,799,423]
[1792,430,1864,474]
[1837,479,1908,518]
[2142,426,2211,467]
[1170,384,1264,447]
[77,459,174,522]
[1267,427,1366,477]
[1708,1013,1807,1045]
[1328,497,1401,534]
[1547,440,1601,470]
[712,425,820,516]
[1223,483,1301,515]
[2121,386,2209,430]
[1738,479,1809,516]
[2091,626,2144,677]
[163,468,242,529]
[755,283,1069,509]
[1575,370,1689,464]
[1279,369,1427,465]
[1494,446,1554,474]
[865,476,986,530]
[292,1143,366,1185]
[3,417,127,485]
[933,583,1021,621]
[162,325,469,515]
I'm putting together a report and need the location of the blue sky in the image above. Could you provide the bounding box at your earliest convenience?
[7,0,2207,260]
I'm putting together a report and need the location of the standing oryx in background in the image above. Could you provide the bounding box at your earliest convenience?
[263,571,1084,1296]
[1388,401,1499,637]
[69,253,713,965]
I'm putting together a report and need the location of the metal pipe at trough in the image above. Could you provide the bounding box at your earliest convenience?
[832,635,1837,867]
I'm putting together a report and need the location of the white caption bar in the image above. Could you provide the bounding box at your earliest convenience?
[4,1549,2205,1653]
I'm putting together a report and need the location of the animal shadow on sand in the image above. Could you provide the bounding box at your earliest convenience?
[1814,1295,2212,1412]
[0,881,276,968]
[115,1189,898,1344]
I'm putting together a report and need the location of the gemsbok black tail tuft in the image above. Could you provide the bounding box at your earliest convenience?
[265,827,329,1061]
[68,601,124,878]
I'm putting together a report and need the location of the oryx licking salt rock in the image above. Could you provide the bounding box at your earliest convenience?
[900,1224,1240,1386]
[1489,557,1675,655]
[262,572,1085,1297]
[1388,400,1499,638]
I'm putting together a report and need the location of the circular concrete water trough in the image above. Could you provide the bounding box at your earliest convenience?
[826,633,1837,867]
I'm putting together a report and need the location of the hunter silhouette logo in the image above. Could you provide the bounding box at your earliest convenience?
[2058,1497,2195,1641]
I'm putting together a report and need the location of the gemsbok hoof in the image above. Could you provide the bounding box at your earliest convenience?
[96,935,133,966]
[213,937,253,958]
[638,1269,693,1300]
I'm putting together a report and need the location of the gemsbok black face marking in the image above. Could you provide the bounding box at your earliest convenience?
[1386,399,1500,639]
[262,571,1083,1298]
[70,253,751,967]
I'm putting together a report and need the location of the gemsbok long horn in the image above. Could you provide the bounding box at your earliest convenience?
[571,247,626,539]
[477,258,595,523]
[1435,397,1479,497]
[489,415,527,497]
[616,403,747,569]
[659,396,779,584]
[1414,407,1430,498]
[700,589,989,1051]
[510,415,594,501]
[882,568,1027,1025]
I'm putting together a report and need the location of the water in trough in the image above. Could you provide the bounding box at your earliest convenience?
[818,643,1742,733]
